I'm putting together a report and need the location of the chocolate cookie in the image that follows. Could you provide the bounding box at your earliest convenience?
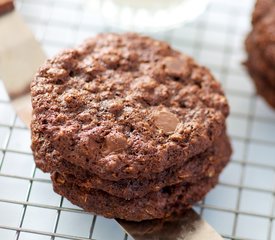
[31,33,231,221]
[251,6,275,65]
[245,32,275,88]
[31,33,229,180]
[47,132,231,200]
[245,0,275,108]
[52,174,221,221]
[252,0,273,25]
[247,66,275,108]
[0,0,14,16]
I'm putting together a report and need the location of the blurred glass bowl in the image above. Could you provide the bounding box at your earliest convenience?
[86,0,210,32]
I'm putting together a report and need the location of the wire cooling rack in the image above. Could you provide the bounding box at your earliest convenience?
[1,0,275,239]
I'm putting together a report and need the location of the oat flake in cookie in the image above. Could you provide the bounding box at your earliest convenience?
[31,33,231,221]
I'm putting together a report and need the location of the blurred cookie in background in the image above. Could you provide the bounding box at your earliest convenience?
[245,0,275,108]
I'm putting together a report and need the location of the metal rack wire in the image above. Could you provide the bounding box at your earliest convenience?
[1,0,275,239]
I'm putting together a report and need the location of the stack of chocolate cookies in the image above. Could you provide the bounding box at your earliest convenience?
[245,0,275,108]
[31,33,231,221]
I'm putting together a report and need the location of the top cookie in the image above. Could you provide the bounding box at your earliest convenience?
[31,33,229,180]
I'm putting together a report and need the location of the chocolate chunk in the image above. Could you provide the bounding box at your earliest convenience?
[152,108,180,134]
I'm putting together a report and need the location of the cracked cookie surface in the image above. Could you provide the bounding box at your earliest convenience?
[31,33,229,180]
